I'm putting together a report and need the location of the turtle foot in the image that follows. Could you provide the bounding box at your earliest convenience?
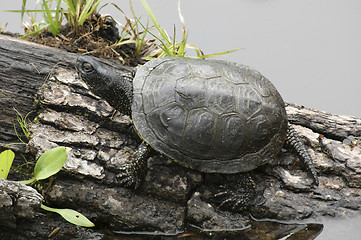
[206,173,264,212]
[285,124,319,186]
[115,142,151,189]
[115,164,143,189]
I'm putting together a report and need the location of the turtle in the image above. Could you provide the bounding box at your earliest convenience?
[76,56,318,211]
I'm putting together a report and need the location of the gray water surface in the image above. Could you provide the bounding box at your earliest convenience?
[1,1,360,239]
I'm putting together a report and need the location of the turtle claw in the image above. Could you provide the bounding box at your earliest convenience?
[208,173,264,212]
[213,191,253,212]
[115,165,139,188]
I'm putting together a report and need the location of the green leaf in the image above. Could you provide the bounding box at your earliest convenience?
[0,150,15,179]
[41,204,95,227]
[34,146,70,180]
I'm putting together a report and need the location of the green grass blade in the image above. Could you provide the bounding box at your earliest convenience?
[41,204,95,227]
[139,21,172,57]
[54,0,62,28]
[78,0,94,24]
[62,0,76,14]
[20,26,48,39]
[41,0,63,36]
[21,0,27,23]
[33,146,70,180]
[135,18,150,55]
[42,0,57,35]
[140,0,171,45]
[78,0,102,25]
[194,48,241,58]
[0,150,15,179]
[4,10,68,13]
[177,31,189,57]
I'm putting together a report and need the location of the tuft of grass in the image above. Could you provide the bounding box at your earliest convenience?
[91,1,158,64]
[42,0,64,36]
[13,108,33,144]
[5,0,65,38]
[6,0,101,37]
[96,0,239,62]
[6,0,239,61]
[140,0,240,59]
[62,0,102,35]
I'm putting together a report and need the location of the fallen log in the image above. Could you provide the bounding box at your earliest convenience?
[0,35,360,239]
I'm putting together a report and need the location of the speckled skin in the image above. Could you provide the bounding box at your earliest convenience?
[76,56,318,211]
[285,125,319,185]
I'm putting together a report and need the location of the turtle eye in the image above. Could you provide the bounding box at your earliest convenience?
[82,62,93,72]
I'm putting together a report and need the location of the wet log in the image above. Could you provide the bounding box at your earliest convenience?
[0,35,360,239]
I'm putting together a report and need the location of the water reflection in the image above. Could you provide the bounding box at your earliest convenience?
[110,215,361,239]
[111,219,323,240]
[187,220,323,240]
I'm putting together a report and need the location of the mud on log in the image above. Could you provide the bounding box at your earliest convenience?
[0,35,360,239]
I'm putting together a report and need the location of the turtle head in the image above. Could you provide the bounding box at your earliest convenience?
[76,55,133,115]
[76,55,114,94]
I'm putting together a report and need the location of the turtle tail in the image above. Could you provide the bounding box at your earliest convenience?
[285,124,319,186]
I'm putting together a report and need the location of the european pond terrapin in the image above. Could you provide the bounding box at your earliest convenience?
[76,56,318,211]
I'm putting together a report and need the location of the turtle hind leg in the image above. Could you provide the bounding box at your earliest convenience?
[115,141,152,189]
[285,124,319,186]
[208,173,265,212]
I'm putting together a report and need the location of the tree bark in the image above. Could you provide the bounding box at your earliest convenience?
[0,35,360,239]
[0,35,129,152]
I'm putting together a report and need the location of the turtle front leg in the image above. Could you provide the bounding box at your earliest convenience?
[116,142,152,189]
[285,124,319,186]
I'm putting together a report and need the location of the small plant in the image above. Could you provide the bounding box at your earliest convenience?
[0,146,95,227]
[84,1,158,64]
[6,0,101,37]
[42,0,64,36]
[98,0,239,62]
[62,0,102,35]
[13,108,32,144]
[18,146,70,185]
[6,0,64,38]
[140,0,239,59]
[1,110,94,227]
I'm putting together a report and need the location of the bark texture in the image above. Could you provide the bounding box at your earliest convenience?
[0,35,360,239]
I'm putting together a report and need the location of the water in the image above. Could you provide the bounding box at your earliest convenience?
[317,215,361,240]
[1,1,360,239]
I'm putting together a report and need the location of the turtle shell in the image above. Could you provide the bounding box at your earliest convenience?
[132,57,288,174]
